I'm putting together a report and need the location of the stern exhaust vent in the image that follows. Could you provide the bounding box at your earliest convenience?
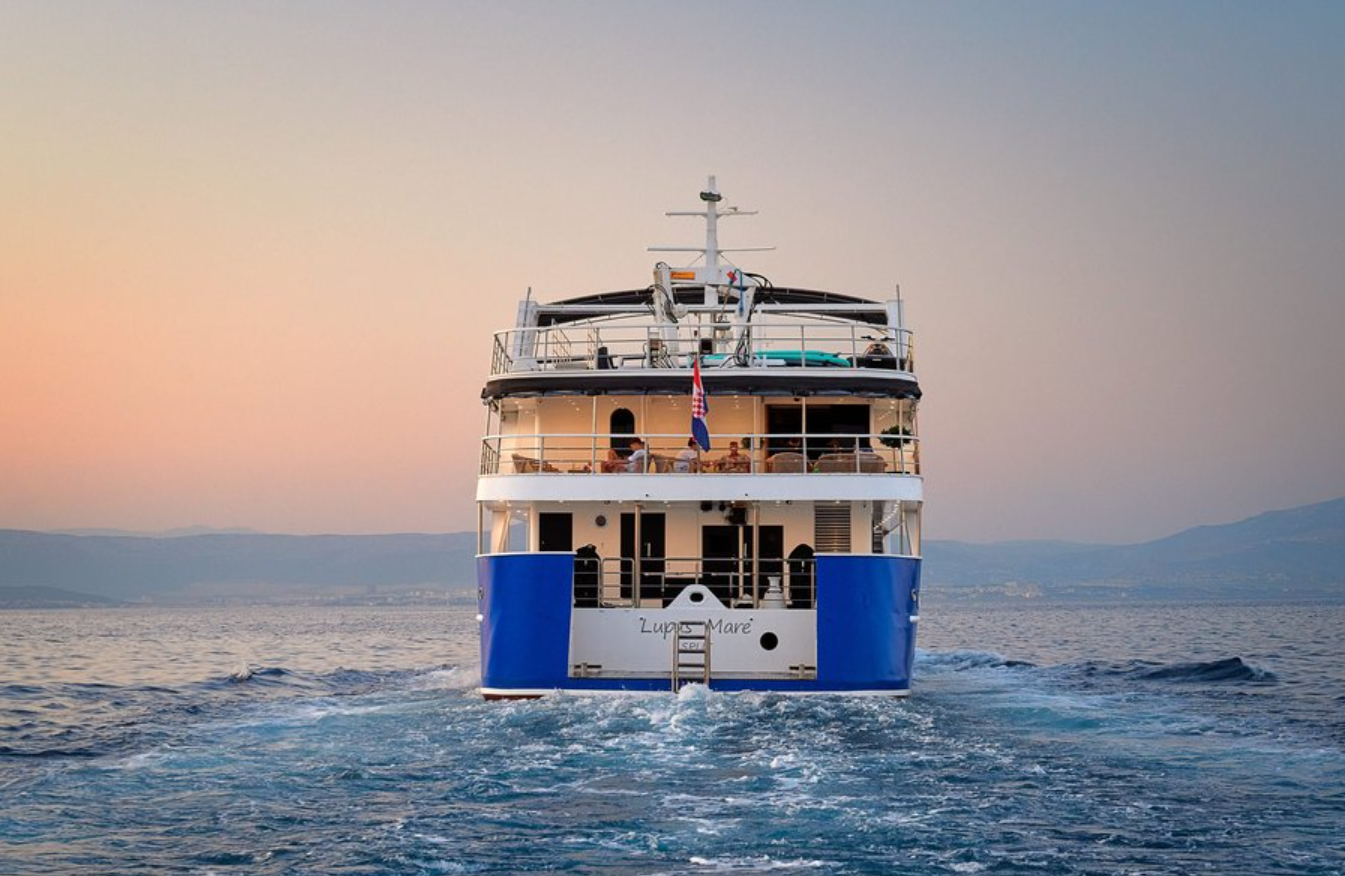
[814,503,851,553]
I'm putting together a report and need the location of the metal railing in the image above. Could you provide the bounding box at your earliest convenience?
[490,333,512,376]
[481,432,920,476]
[573,556,817,610]
[491,320,915,376]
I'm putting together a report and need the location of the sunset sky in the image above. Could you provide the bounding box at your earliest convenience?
[3,1,1344,543]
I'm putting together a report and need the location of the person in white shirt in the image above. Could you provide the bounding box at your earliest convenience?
[625,438,649,473]
[674,438,700,473]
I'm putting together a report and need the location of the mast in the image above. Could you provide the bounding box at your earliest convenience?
[701,175,722,276]
[649,175,773,308]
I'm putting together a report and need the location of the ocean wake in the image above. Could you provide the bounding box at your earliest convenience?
[3,600,1343,875]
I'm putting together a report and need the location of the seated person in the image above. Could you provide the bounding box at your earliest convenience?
[599,448,626,473]
[625,438,649,473]
[718,440,750,472]
[673,438,701,473]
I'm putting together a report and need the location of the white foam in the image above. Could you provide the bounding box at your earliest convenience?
[677,682,710,702]
[101,748,174,770]
[688,855,829,871]
[405,665,480,692]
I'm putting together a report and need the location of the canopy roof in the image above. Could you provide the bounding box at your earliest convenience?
[535,286,889,327]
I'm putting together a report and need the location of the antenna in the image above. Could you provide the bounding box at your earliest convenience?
[649,175,775,272]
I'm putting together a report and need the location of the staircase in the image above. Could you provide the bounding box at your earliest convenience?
[671,620,712,690]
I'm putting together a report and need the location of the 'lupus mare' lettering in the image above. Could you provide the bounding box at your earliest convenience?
[638,617,753,639]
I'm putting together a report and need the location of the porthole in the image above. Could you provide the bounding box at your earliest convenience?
[595,515,607,527]
[760,632,779,651]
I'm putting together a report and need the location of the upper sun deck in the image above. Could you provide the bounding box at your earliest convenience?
[484,177,919,400]
[488,287,916,384]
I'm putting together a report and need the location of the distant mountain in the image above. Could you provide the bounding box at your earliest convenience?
[0,585,122,608]
[4,496,1344,604]
[925,496,1345,600]
[0,531,478,602]
[51,526,264,538]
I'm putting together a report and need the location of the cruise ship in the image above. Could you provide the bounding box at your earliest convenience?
[476,178,922,697]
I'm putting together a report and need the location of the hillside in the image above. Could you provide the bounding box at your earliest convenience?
[0,531,478,602]
[0,585,122,609]
[925,496,1345,600]
[3,496,1343,604]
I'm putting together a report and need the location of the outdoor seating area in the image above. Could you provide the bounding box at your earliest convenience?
[510,453,560,474]
[814,452,888,473]
[494,437,915,476]
[765,452,807,473]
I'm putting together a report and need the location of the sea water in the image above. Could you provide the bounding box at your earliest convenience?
[1,600,1342,875]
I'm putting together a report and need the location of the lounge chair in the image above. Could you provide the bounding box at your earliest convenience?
[814,453,856,473]
[767,452,807,473]
[856,452,887,473]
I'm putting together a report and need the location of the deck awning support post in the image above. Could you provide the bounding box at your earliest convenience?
[751,502,761,608]
[632,503,642,609]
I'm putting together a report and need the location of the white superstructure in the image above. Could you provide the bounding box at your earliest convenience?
[475,179,923,697]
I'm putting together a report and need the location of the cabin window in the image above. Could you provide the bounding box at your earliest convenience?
[872,398,917,442]
[803,405,872,455]
[765,403,872,458]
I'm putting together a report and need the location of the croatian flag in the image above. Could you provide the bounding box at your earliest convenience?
[691,356,711,451]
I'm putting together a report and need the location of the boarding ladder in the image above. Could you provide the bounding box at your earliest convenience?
[671,620,711,690]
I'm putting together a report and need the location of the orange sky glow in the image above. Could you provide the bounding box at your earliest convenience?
[3,2,1344,542]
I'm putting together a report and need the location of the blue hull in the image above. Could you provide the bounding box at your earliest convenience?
[477,553,920,696]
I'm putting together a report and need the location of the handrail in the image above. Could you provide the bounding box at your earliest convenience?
[490,334,512,375]
[480,431,919,476]
[573,555,817,610]
[489,320,915,376]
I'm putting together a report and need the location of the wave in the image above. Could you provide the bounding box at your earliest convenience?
[1,683,47,697]
[400,665,479,692]
[5,662,476,699]
[916,649,1036,671]
[919,650,1273,685]
[225,665,289,684]
[1,662,471,763]
[0,744,104,759]
[1134,656,1277,683]
[1067,656,1277,684]
[213,664,409,694]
